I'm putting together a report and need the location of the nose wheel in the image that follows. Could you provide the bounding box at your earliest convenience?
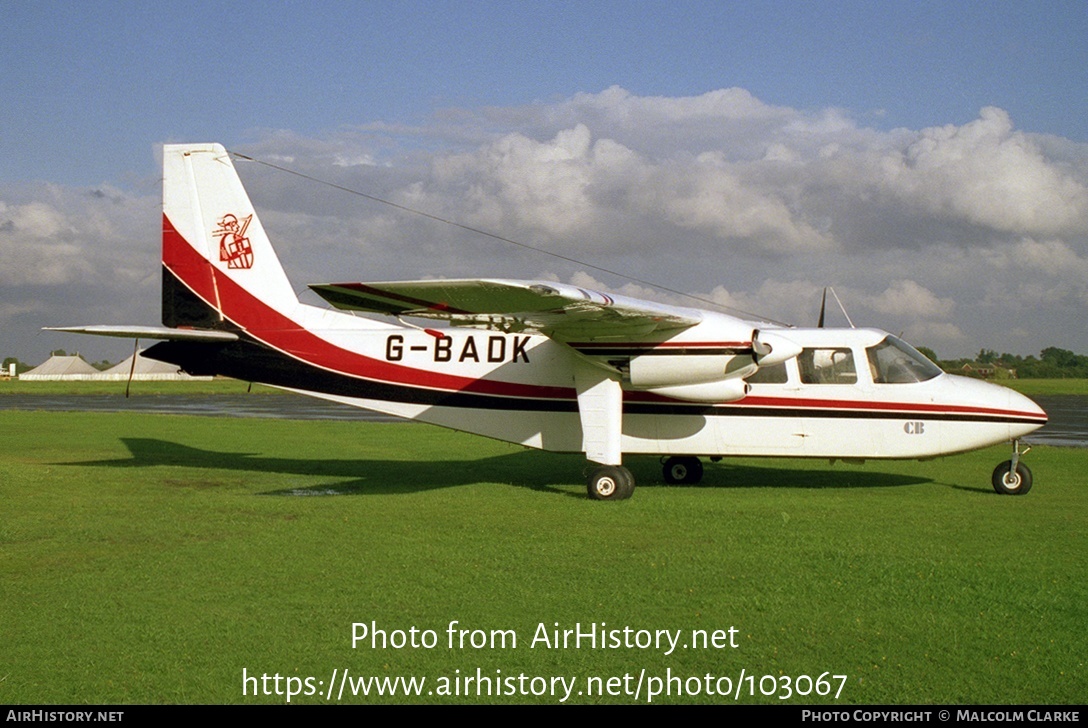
[992,440,1033,495]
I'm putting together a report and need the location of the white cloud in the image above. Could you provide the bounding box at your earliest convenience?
[6,88,1088,360]
[876,107,1088,237]
[869,280,956,319]
[563,86,791,126]
[0,184,158,346]
[0,199,92,286]
[236,96,1088,358]
[901,321,965,348]
[656,152,836,253]
[1010,237,1088,278]
[2,200,69,238]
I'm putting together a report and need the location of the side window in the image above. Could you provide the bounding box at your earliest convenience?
[799,348,857,384]
[746,362,789,384]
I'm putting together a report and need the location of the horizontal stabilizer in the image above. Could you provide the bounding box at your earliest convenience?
[44,325,239,343]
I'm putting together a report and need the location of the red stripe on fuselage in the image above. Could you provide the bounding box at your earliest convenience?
[162,214,574,400]
[620,390,1045,422]
[730,394,1045,421]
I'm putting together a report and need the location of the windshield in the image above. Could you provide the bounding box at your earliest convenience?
[866,336,942,383]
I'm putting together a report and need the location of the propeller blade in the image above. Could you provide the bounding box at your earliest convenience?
[752,330,803,367]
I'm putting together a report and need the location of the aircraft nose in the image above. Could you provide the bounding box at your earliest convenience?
[1006,387,1048,437]
[947,374,1048,441]
[1014,389,1046,418]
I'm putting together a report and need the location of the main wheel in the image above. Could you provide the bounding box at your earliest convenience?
[663,456,704,485]
[587,466,634,500]
[991,460,1033,495]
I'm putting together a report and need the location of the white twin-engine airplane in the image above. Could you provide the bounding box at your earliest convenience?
[53,143,1048,500]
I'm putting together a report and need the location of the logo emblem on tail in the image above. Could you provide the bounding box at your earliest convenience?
[215,213,254,269]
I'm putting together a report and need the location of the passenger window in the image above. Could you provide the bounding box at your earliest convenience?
[746,362,789,384]
[799,348,857,384]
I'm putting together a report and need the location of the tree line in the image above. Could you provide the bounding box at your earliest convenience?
[924,347,1088,380]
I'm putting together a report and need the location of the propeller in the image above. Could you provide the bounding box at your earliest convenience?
[752,330,803,367]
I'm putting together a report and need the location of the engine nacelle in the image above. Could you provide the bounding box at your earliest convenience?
[752,330,803,367]
[643,378,751,403]
[629,354,756,388]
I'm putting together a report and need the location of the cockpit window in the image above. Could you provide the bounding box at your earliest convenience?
[799,348,857,384]
[866,336,942,383]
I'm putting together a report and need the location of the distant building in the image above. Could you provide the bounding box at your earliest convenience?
[959,363,1016,380]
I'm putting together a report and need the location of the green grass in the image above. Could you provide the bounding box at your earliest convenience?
[998,378,1088,396]
[1,411,1084,705]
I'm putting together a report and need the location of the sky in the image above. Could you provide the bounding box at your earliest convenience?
[2,0,1087,364]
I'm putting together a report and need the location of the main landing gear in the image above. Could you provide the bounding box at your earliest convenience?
[992,440,1033,495]
[587,456,708,500]
[662,456,704,485]
[587,465,634,500]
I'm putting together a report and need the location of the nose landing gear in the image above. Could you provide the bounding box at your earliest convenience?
[992,440,1033,495]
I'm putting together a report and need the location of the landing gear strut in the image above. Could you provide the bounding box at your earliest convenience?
[587,465,634,500]
[992,440,1033,495]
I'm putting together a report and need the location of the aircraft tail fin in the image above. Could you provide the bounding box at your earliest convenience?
[161,143,299,331]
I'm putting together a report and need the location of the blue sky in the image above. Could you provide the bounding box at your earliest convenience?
[2,1,1087,361]
[4,1,1085,184]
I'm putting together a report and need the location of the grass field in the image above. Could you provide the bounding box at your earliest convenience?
[1,410,1084,705]
[1000,378,1088,396]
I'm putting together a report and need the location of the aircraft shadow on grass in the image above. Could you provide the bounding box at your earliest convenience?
[67,438,932,498]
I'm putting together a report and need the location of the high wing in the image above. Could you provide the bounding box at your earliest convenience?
[309,279,703,340]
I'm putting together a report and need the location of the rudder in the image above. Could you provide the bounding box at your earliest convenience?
[161,143,299,331]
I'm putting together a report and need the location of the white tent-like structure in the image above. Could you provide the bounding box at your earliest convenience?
[98,350,212,381]
[19,355,101,380]
[19,351,212,381]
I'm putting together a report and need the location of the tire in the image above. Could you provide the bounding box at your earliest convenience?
[587,466,634,500]
[663,456,704,485]
[991,460,1033,495]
